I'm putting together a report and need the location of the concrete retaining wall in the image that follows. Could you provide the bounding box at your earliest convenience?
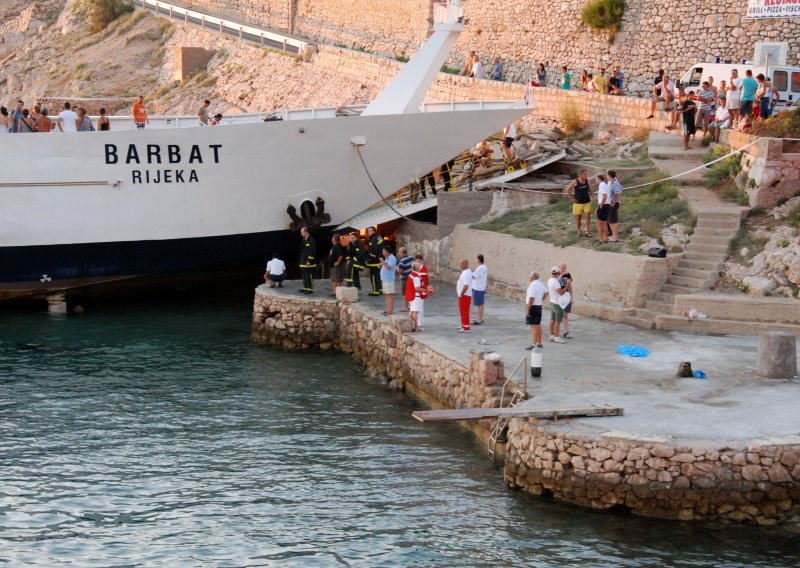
[724,130,800,209]
[673,293,800,326]
[447,226,674,308]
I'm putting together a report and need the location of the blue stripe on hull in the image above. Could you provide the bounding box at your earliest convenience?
[0,229,332,284]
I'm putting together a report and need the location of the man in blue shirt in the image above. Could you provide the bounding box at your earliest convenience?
[739,70,759,119]
[8,100,23,133]
[380,246,397,315]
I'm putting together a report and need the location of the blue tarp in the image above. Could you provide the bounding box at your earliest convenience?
[617,345,649,358]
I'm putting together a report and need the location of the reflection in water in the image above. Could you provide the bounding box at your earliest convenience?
[0,298,798,566]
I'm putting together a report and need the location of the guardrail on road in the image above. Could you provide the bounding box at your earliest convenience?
[132,0,307,54]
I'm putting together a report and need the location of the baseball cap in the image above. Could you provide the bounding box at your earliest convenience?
[551,266,560,274]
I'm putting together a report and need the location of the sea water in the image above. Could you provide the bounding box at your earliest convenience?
[1,297,799,566]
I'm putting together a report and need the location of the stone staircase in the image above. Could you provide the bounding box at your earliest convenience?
[622,132,746,330]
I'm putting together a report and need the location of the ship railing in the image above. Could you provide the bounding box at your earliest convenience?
[132,0,307,54]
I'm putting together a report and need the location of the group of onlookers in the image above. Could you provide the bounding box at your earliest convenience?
[461,50,505,81]
[648,68,780,149]
[564,169,624,243]
[0,100,110,133]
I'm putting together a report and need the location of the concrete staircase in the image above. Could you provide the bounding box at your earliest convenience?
[622,132,746,330]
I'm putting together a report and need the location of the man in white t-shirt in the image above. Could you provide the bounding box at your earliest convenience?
[471,254,488,326]
[456,258,473,333]
[647,74,675,120]
[547,266,567,343]
[57,101,78,133]
[264,252,286,287]
[525,272,548,349]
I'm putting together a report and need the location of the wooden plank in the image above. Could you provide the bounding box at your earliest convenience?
[412,405,624,423]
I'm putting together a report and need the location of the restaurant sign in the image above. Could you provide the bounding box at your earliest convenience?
[746,0,800,18]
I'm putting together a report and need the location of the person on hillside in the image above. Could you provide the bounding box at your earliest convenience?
[525,272,548,350]
[264,252,286,287]
[560,66,572,90]
[366,227,384,296]
[491,57,504,81]
[547,266,567,343]
[696,81,716,138]
[738,70,758,124]
[595,173,610,243]
[380,246,397,315]
[8,100,23,133]
[97,107,110,131]
[472,56,485,80]
[579,69,590,91]
[36,108,54,133]
[591,68,609,94]
[709,103,730,143]
[610,65,624,95]
[456,258,473,333]
[461,50,476,76]
[606,169,624,242]
[132,95,149,129]
[757,75,774,121]
[566,169,594,238]
[198,99,211,125]
[57,101,78,133]
[298,227,317,294]
[536,63,547,87]
[648,73,675,119]
[471,254,488,326]
[676,91,697,150]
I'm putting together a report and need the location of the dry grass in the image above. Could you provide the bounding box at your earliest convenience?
[559,98,585,134]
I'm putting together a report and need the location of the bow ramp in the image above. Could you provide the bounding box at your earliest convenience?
[337,148,566,231]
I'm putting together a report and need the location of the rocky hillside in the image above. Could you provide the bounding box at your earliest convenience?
[0,0,380,116]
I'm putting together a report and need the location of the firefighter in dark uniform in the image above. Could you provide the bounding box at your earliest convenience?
[345,233,365,295]
[366,226,384,296]
[299,227,317,294]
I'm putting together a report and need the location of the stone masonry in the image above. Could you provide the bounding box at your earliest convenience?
[181,0,800,96]
[252,284,800,524]
[505,422,800,524]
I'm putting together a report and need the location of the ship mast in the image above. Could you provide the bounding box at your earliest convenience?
[361,1,464,116]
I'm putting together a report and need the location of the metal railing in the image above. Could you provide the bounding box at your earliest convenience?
[132,0,307,54]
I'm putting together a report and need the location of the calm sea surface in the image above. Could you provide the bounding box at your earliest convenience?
[1,297,799,567]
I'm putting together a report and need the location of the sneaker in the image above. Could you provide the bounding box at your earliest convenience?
[553,336,566,344]
[549,336,556,342]
[525,345,534,350]
[471,320,482,325]
[278,283,283,288]
[536,344,543,348]
[563,332,572,339]
[457,328,471,333]
[417,327,425,331]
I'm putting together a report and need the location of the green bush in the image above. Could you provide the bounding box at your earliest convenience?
[581,0,625,40]
[89,0,134,34]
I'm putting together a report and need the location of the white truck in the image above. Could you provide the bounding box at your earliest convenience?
[678,43,800,107]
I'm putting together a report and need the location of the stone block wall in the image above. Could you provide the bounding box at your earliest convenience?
[181,0,799,97]
[505,421,800,524]
[725,130,800,209]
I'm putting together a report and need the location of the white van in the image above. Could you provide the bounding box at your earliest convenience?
[679,62,800,107]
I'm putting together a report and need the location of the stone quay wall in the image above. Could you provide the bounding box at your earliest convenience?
[251,285,515,437]
[724,130,800,209]
[252,285,800,524]
[505,422,800,524]
[181,0,799,96]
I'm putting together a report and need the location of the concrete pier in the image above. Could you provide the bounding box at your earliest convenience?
[253,280,800,524]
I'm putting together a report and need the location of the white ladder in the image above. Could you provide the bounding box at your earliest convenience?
[488,356,529,463]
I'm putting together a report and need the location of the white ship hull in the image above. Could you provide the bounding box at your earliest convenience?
[0,106,528,298]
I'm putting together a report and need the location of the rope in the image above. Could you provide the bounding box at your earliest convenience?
[353,145,420,223]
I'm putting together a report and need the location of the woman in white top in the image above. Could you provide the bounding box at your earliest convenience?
[594,174,610,243]
[726,80,740,129]
[0,106,10,133]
